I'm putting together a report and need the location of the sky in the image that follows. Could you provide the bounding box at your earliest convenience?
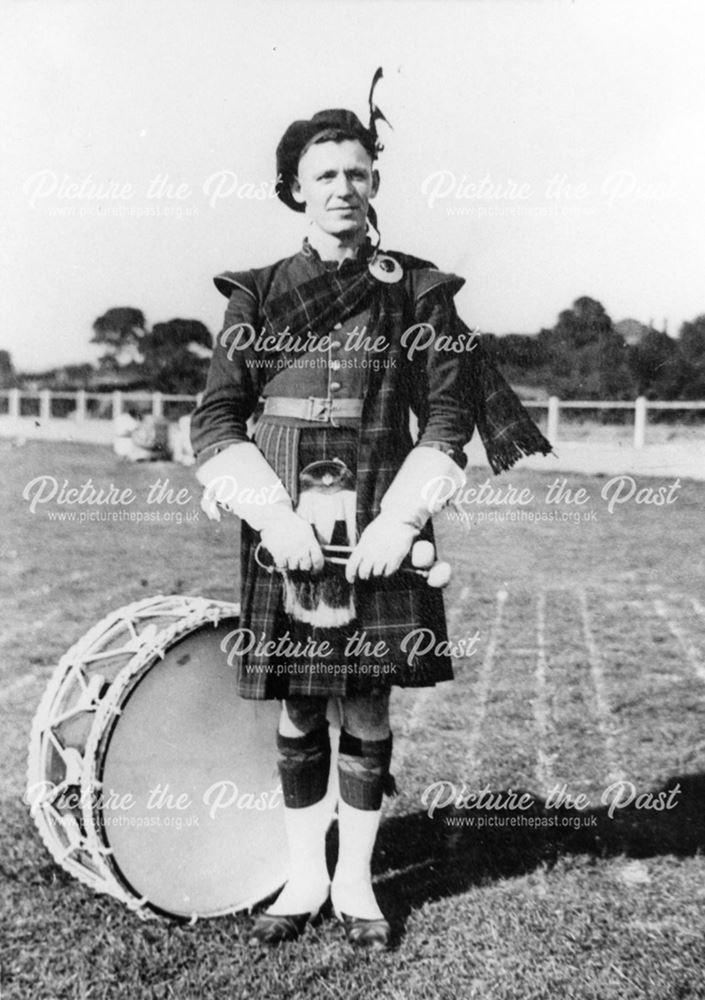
[2,0,705,372]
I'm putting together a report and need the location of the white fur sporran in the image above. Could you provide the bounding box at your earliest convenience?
[282,459,357,627]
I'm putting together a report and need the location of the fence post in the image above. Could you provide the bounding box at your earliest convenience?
[152,391,163,418]
[112,390,123,423]
[8,387,20,419]
[547,396,560,443]
[39,389,51,423]
[634,396,647,449]
[75,389,86,422]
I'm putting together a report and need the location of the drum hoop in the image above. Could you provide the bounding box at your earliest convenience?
[27,596,200,902]
[26,595,240,919]
[82,603,244,919]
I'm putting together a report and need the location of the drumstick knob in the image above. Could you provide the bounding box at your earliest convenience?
[410,540,435,569]
[425,560,452,589]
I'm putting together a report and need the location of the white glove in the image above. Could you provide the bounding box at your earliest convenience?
[196,443,323,572]
[196,443,291,526]
[260,510,325,573]
[379,446,466,527]
[346,446,465,581]
[345,512,417,581]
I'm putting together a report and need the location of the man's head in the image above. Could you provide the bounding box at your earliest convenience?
[275,109,380,238]
[290,134,379,239]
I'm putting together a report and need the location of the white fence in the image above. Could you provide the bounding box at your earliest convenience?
[0,389,704,448]
[525,396,705,448]
[0,389,198,445]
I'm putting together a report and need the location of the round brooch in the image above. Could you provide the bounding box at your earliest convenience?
[368,253,403,284]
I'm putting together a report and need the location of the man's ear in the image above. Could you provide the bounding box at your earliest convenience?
[370,168,380,199]
[291,176,305,206]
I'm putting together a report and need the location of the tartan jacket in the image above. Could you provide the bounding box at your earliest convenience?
[190,240,476,524]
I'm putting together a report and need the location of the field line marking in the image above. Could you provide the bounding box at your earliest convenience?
[456,587,507,775]
[534,591,554,790]
[654,598,705,682]
[578,589,625,784]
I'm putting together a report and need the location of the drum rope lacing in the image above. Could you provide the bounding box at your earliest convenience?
[27,595,244,921]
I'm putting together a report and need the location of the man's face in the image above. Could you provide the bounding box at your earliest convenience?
[291,139,379,238]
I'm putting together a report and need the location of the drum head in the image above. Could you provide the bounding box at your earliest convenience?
[96,620,288,918]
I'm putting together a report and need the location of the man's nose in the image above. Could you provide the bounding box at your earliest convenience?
[332,173,355,198]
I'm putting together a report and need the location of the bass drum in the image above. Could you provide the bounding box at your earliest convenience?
[27,595,288,920]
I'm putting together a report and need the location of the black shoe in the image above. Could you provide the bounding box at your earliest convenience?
[248,909,319,947]
[335,910,391,951]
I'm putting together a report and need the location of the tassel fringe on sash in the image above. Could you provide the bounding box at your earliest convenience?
[467,336,554,474]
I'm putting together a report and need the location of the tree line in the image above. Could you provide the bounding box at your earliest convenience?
[485,297,705,402]
[3,297,705,402]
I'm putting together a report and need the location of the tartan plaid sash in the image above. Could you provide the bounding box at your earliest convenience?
[263,267,376,343]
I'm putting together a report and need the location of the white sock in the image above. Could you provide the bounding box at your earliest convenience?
[331,801,384,920]
[267,796,332,916]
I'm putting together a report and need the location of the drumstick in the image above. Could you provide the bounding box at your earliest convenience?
[254,542,451,588]
[320,546,452,588]
[321,541,433,562]
[319,541,436,569]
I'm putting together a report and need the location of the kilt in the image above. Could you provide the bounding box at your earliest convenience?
[234,417,454,700]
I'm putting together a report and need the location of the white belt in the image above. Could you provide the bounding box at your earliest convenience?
[262,397,363,422]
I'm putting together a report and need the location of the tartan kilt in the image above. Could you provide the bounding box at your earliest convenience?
[234,417,454,700]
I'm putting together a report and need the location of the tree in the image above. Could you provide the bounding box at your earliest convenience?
[0,350,17,388]
[492,333,545,369]
[89,309,213,391]
[679,315,705,365]
[677,315,705,399]
[92,307,146,368]
[537,296,634,399]
[552,296,613,351]
[629,328,682,398]
[597,327,633,399]
[140,318,212,393]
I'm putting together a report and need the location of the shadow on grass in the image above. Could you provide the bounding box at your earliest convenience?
[363,773,705,947]
[9,774,705,950]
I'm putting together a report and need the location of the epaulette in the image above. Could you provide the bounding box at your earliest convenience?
[213,270,258,301]
[385,251,465,302]
[213,255,293,301]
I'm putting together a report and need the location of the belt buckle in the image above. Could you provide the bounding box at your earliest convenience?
[308,397,333,423]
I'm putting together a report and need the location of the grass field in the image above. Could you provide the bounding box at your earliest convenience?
[2,439,705,1000]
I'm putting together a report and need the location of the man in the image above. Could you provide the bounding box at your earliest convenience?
[190,73,550,951]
